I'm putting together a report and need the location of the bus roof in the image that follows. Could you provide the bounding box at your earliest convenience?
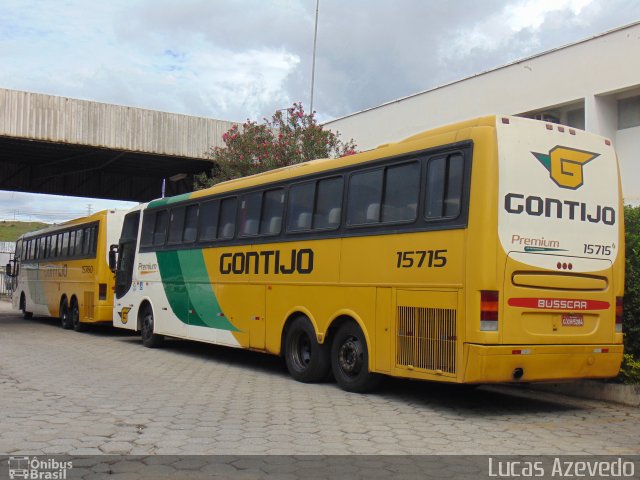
[153,115,500,208]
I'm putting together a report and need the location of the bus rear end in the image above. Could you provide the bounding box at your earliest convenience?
[464,116,624,383]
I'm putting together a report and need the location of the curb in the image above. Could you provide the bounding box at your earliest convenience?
[528,380,640,407]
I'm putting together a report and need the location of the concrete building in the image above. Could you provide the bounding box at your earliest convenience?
[0,88,235,201]
[325,21,640,203]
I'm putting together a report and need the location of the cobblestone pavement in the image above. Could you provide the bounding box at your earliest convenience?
[1,300,639,458]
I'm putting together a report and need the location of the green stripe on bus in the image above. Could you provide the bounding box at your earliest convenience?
[156,250,239,332]
[148,192,193,209]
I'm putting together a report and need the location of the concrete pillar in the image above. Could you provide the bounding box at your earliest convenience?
[585,94,617,141]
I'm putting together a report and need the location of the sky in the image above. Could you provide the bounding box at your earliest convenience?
[0,0,639,222]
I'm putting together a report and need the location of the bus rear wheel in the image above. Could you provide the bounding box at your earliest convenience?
[284,316,330,383]
[141,306,164,348]
[60,298,72,329]
[331,321,381,393]
[71,299,86,332]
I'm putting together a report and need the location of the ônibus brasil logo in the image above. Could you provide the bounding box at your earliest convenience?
[532,146,599,190]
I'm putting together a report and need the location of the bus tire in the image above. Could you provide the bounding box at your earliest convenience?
[141,306,164,348]
[60,298,72,329]
[71,298,87,332]
[20,293,32,319]
[331,321,381,393]
[284,316,330,383]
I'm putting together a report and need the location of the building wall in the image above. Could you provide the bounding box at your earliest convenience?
[324,22,640,202]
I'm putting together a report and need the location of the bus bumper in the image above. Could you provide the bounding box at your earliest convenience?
[87,304,115,323]
[462,343,624,384]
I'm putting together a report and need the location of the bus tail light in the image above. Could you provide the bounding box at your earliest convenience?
[480,291,499,331]
[99,283,107,300]
[615,297,623,333]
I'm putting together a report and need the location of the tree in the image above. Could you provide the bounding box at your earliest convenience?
[195,103,357,188]
[623,205,640,357]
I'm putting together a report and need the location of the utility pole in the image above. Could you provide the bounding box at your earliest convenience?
[310,0,320,114]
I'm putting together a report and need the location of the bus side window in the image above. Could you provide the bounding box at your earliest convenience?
[287,182,315,232]
[198,201,219,242]
[82,227,90,255]
[91,226,98,255]
[153,210,169,246]
[239,192,261,237]
[218,198,237,240]
[55,234,62,258]
[75,229,83,256]
[260,189,285,235]
[382,163,420,223]
[425,153,464,220]
[62,232,70,257]
[183,205,199,243]
[347,169,383,225]
[140,211,156,248]
[314,177,343,229]
[69,230,76,257]
[37,237,45,259]
[168,207,186,245]
[49,234,58,258]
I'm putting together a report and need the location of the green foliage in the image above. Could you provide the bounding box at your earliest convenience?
[623,205,640,357]
[618,353,640,384]
[0,221,48,242]
[195,103,357,188]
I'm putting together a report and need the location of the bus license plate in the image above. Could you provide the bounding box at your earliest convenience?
[562,314,584,327]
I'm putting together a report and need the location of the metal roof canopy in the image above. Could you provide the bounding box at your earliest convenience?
[0,134,213,201]
[0,88,235,202]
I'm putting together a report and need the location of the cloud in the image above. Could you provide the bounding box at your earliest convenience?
[0,0,637,122]
[0,0,638,216]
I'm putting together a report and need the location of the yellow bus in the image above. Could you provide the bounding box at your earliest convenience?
[111,115,624,392]
[9,209,126,331]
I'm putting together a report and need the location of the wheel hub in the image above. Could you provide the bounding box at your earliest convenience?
[339,337,363,375]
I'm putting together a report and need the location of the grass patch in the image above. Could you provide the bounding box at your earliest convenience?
[0,220,49,242]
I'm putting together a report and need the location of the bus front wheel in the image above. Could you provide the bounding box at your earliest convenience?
[60,298,72,329]
[20,293,32,319]
[141,306,164,348]
[284,316,330,383]
[331,321,381,393]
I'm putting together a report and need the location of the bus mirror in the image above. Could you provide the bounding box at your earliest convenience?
[4,263,11,277]
[108,245,118,272]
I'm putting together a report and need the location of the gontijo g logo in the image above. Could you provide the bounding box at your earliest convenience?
[532,146,599,190]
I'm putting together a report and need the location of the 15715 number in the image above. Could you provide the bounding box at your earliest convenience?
[396,250,447,268]
[583,244,612,256]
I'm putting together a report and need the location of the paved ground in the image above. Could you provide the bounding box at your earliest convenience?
[1,300,639,459]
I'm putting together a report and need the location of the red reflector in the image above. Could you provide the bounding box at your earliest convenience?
[605,139,611,146]
[558,126,565,132]
[569,129,576,135]
[512,349,521,355]
[602,348,609,353]
[546,124,553,130]
[502,117,510,124]
[99,283,107,300]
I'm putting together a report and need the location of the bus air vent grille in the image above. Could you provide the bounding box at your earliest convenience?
[396,306,457,374]
[84,291,94,320]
